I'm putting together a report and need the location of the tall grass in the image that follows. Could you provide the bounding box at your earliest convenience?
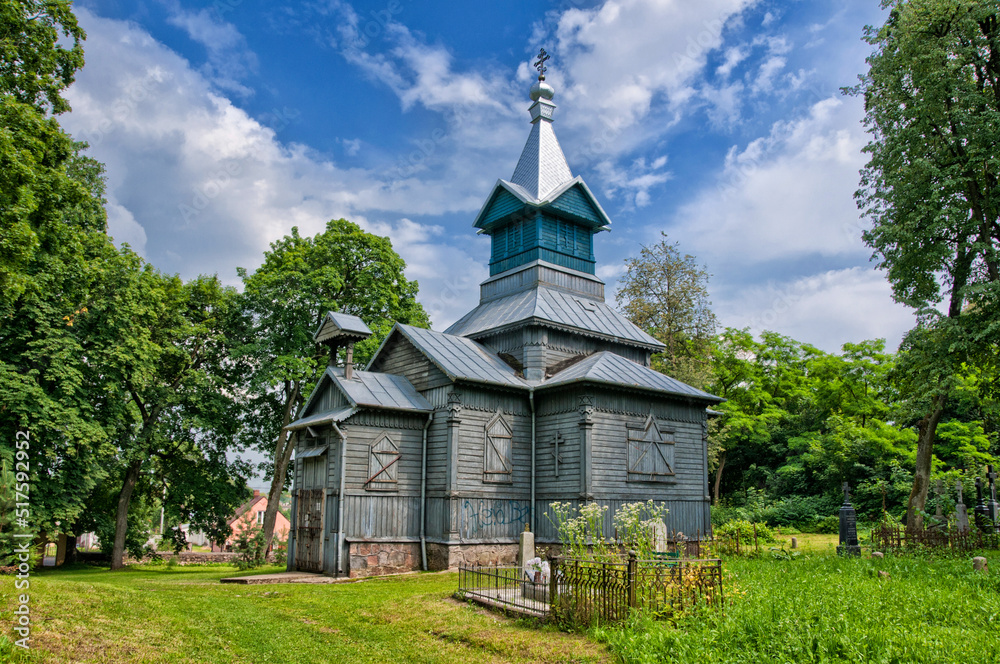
[592,552,1000,663]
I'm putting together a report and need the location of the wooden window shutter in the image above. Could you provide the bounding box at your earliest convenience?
[627,415,675,482]
[365,433,400,491]
[484,411,513,483]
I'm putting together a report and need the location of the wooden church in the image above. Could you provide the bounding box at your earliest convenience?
[285,65,723,577]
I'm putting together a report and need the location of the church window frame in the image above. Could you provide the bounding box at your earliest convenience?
[626,414,676,483]
[365,433,400,492]
[484,411,514,484]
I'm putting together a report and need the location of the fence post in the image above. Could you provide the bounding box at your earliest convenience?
[627,550,637,609]
[548,552,560,612]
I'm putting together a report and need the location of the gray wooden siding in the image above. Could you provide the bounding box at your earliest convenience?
[590,410,706,502]
[342,494,422,540]
[534,409,582,496]
[369,334,451,390]
[305,380,348,416]
[457,496,531,540]
[424,411,449,492]
[340,419,425,493]
[455,405,532,495]
[533,498,710,542]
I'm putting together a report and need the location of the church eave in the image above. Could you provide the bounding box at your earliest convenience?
[468,317,666,352]
[534,376,724,404]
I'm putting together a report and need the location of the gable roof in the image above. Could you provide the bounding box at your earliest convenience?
[472,177,612,231]
[313,311,372,344]
[285,406,357,432]
[539,351,723,403]
[444,286,665,351]
[296,366,431,421]
[368,324,529,389]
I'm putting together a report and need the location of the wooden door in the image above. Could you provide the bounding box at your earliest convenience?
[294,488,324,572]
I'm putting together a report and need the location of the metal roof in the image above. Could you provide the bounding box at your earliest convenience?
[510,119,573,201]
[334,369,432,412]
[313,311,372,343]
[539,351,723,402]
[285,406,357,431]
[444,286,665,350]
[384,324,530,389]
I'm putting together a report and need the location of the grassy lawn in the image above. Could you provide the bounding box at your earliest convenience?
[3,546,999,663]
[0,565,609,663]
[592,549,1000,664]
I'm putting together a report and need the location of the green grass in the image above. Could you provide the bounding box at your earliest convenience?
[0,565,609,663]
[592,550,1000,664]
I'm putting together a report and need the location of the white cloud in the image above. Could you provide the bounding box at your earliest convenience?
[676,96,868,265]
[163,1,258,95]
[716,46,749,79]
[545,0,757,156]
[63,8,486,328]
[718,268,915,352]
[751,55,786,94]
[664,95,915,351]
[593,155,672,208]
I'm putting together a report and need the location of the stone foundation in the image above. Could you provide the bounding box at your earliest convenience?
[426,542,519,570]
[348,542,421,577]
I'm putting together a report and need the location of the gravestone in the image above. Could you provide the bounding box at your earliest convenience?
[518,523,534,569]
[837,482,861,556]
[930,479,945,529]
[650,521,668,553]
[988,465,999,532]
[955,480,970,534]
[974,478,991,532]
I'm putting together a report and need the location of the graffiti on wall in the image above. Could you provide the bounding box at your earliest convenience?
[460,499,529,538]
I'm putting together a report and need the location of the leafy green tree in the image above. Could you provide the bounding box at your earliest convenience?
[617,233,718,387]
[850,0,1000,528]
[0,0,85,114]
[79,251,249,569]
[235,219,429,551]
[0,0,113,552]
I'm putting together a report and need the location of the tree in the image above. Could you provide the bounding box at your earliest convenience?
[0,0,112,550]
[235,219,430,553]
[616,233,718,387]
[850,0,1000,529]
[80,251,249,569]
[0,0,85,114]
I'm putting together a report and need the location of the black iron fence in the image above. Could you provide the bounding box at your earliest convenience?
[456,565,551,618]
[458,554,723,624]
[870,522,1000,552]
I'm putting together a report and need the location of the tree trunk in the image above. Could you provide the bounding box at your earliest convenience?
[110,459,143,570]
[713,452,726,506]
[904,393,947,533]
[262,382,301,554]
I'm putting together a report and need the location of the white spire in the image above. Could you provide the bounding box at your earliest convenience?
[509,50,573,201]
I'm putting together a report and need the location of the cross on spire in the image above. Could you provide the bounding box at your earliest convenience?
[534,48,550,80]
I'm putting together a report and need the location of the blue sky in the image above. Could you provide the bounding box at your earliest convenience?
[64,0,917,354]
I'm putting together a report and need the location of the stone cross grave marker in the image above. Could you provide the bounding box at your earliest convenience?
[955,480,970,534]
[837,481,861,556]
[988,465,999,530]
[974,477,991,532]
[933,479,945,525]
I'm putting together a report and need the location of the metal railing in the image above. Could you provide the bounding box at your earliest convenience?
[458,554,723,624]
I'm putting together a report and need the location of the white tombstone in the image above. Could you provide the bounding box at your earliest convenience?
[651,521,668,553]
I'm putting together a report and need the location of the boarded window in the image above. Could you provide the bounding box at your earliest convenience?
[365,433,400,491]
[627,415,675,482]
[484,412,513,483]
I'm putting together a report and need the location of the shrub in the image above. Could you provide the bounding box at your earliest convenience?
[231,514,266,571]
[715,519,775,545]
[812,515,839,534]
